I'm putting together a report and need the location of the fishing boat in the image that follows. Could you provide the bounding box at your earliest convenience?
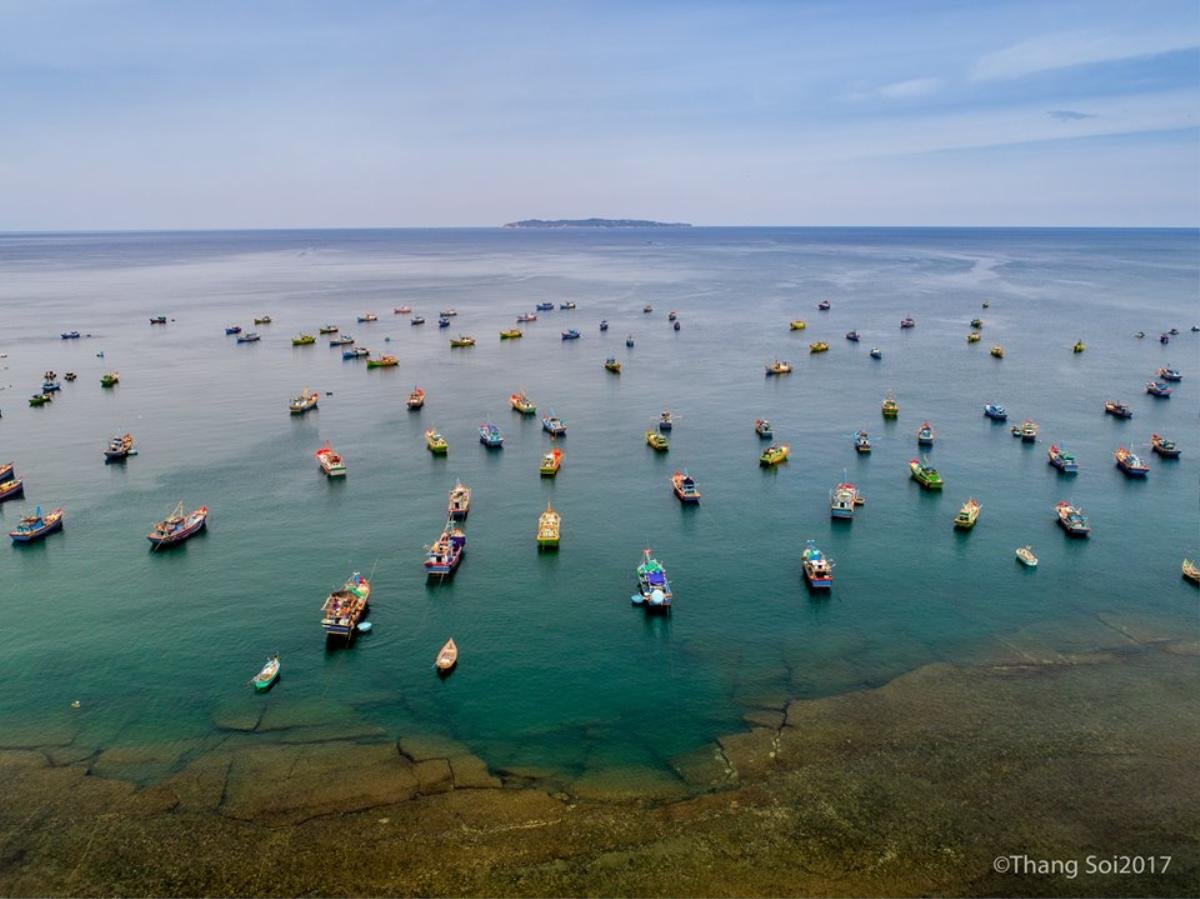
[449,335,475,347]
[1016,546,1038,567]
[916,421,934,446]
[61,331,81,339]
[1114,446,1149,477]
[1181,559,1200,584]
[604,356,621,373]
[645,429,670,452]
[672,320,681,331]
[900,316,915,329]
[149,316,167,325]
[499,328,523,339]
[478,420,503,447]
[560,301,576,310]
[953,498,981,530]
[342,346,369,359]
[809,341,829,353]
[1010,419,1038,442]
[789,319,807,331]
[435,639,458,672]
[407,387,426,410]
[251,654,280,691]
[1073,340,1085,353]
[411,316,426,325]
[315,443,347,477]
[425,428,448,454]
[599,320,608,331]
[982,301,990,308]
[318,324,339,334]
[970,318,983,328]
[830,482,857,519]
[254,315,272,324]
[983,403,1007,421]
[1047,444,1079,473]
[967,332,982,343]
[28,393,52,407]
[1146,380,1172,398]
[357,313,378,323]
[908,458,943,489]
[869,347,882,359]
[1156,366,1182,382]
[817,299,831,311]
[320,572,371,639]
[845,330,860,342]
[1151,434,1180,458]
[1160,333,1169,344]
[0,462,13,482]
[517,312,538,323]
[440,308,458,317]
[147,502,207,547]
[881,390,898,418]
[1104,400,1133,419]
[854,430,871,453]
[394,306,412,315]
[536,302,554,311]
[329,334,353,346]
[537,501,561,547]
[41,375,60,392]
[0,475,24,503]
[104,433,135,462]
[759,443,790,466]
[642,304,654,314]
[64,372,77,381]
[541,412,566,436]
[366,354,398,368]
[657,410,673,431]
[100,371,119,388]
[990,345,1004,358]
[625,335,635,348]
[237,332,261,343]
[424,522,466,577]
[632,548,672,609]
[510,391,536,415]
[438,317,451,328]
[1055,501,1090,537]
[801,540,833,589]
[288,388,319,413]
[561,329,581,340]
[765,358,793,375]
[225,326,242,335]
[755,418,773,439]
[672,470,701,503]
[10,506,64,543]
[448,481,471,520]
[667,311,678,321]
[539,447,563,476]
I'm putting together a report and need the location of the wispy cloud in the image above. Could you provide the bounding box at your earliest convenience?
[849,77,942,102]
[973,30,1199,81]
[1047,109,1098,122]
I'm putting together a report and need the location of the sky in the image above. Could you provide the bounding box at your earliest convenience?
[1,0,1197,228]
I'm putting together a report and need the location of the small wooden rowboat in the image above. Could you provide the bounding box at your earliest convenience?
[435,638,458,673]
[252,654,280,691]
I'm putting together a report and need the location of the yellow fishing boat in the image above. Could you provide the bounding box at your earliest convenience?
[604,356,621,373]
[510,390,536,415]
[967,331,982,343]
[424,428,448,454]
[759,443,790,466]
[499,329,523,339]
[536,501,561,548]
[646,430,669,452]
[789,320,807,331]
[953,498,981,530]
[450,335,476,348]
[881,390,898,418]
[990,344,1004,358]
[1073,340,1085,353]
[366,354,398,368]
[292,334,316,346]
[765,358,793,375]
[539,448,563,476]
[809,341,829,353]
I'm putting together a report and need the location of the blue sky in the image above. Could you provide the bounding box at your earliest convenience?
[1,0,1197,227]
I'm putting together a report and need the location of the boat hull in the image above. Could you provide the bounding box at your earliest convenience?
[10,518,63,543]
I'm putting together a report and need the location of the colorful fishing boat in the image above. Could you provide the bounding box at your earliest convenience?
[424,522,465,577]
[789,319,807,331]
[854,430,871,453]
[0,475,24,503]
[1011,419,1038,442]
[237,332,261,343]
[320,572,371,639]
[61,331,81,339]
[315,443,347,477]
[869,347,882,359]
[755,418,773,439]
[500,328,523,339]
[1055,501,1090,537]
[817,299,831,311]
[646,430,669,452]
[435,639,458,672]
[671,469,701,503]
[448,481,471,520]
[536,302,554,311]
[765,358,793,375]
[407,387,425,409]
[225,326,242,335]
[28,393,52,407]
[343,346,369,359]
[1182,559,1200,585]
[967,332,982,343]
[288,388,319,413]
[632,548,672,609]
[319,324,339,334]
[1104,400,1133,419]
[916,421,934,446]
[909,458,943,490]
[517,312,538,322]
[801,540,833,589]
[541,412,566,436]
[809,341,829,353]
[561,329,581,340]
[1145,380,1172,397]
[604,356,621,373]
[394,306,412,315]
[537,501,561,547]
[1156,366,1182,382]
[759,443,789,466]
[658,410,673,431]
[366,354,398,368]
[10,506,64,543]
[953,498,981,530]
[845,330,860,342]
[990,345,1004,358]
[510,391,536,415]
[1047,444,1078,473]
[449,335,476,347]
[881,390,898,418]
[983,403,1007,421]
[425,428,448,454]
[1016,545,1038,567]
[830,482,857,519]
[251,654,280,691]
[478,420,503,447]
[357,312,378,323]
[539,447,563,476]
[100,371,119,388]
[292,334,315,346]
[254,315,272,324]
[411,316,426,325]
[1114,446,1149,477]
[1073,340,1085,353]
[147,502,207,547]
[1151,434,1180,458]
[900,316,915,329]
[104,433,135,462]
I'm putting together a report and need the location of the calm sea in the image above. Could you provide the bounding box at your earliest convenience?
[0,227,1196,781]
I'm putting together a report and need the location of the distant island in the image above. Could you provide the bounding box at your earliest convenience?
[503,218,692,229]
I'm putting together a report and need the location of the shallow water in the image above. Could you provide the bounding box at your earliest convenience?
[0,227,1196,781]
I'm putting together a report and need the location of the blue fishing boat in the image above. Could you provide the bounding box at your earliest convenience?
[658,410,673,432]
[225,326,242,335]
[829,482,858,519]
[343,346,369,359]
[845,330,860,342]
[673,320,681,331]
[560,301,576,310]
[541,412,566,436]
[1146,380,1172,398]
[755,418,773,439]
[599,320,608,331]
[1056,502,1090,537]
[438,317,451,328]
[1156,366,1182,382]
[916,421,935,446]
[983,403,1007,421]
[626,335,635,348]
[330,334,353,346]
[854,430,871,453]
[561,329,581,340]
[631,548,672,610]
[818,300,831,311]
[41,375,61,392]
[9,506,64,543]
[237,332,261,343]
[536,302,554,311]
[672,470,701,503]
[61,331,80,339]
[1159,333,1169,344]
[478,420,504,448]
[1047,444,1079,474]
[869,347,882,359]
[801,540,833,589]
[424,522,465,577]
[1114,446,1149,477]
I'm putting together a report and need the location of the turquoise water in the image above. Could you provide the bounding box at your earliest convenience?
[1,228,1197,780]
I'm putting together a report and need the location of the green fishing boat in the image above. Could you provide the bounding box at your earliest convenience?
[100,371,120,388]
[645,429,669,451]
[909,458,943,490]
